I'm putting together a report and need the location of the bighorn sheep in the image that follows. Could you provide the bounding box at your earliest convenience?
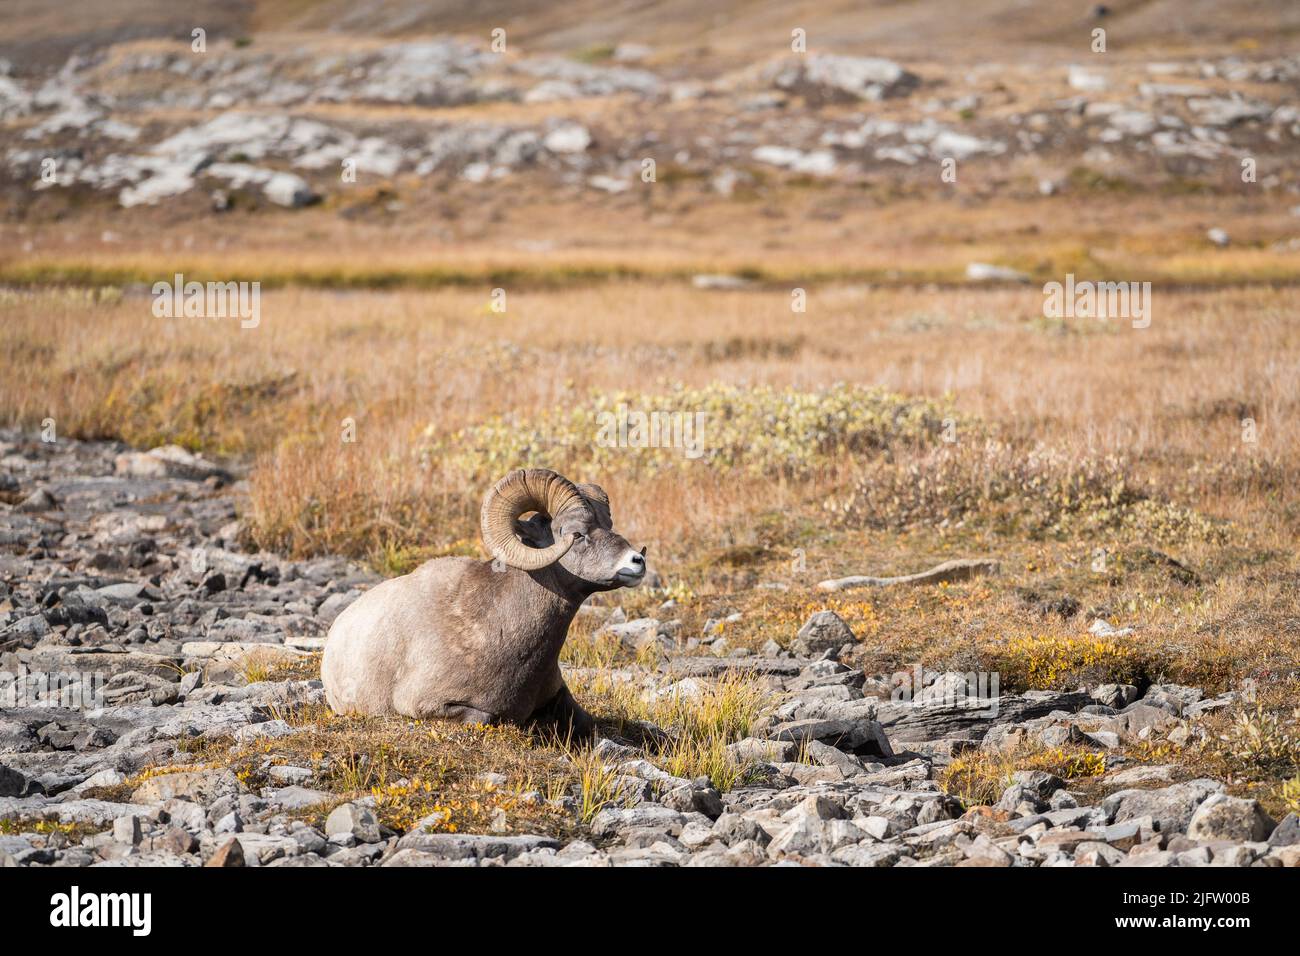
[322,469,646,736]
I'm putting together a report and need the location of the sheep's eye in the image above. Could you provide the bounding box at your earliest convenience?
[571,531,587,542]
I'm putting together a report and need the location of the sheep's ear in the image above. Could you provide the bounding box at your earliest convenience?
[576,483,612,529]
[514,513,554,547]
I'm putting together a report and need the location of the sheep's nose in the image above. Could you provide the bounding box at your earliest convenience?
[629,552,645,570]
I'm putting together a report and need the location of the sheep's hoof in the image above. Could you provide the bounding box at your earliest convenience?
[530,688,596,741]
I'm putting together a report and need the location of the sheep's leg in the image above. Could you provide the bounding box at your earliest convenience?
[440,702,500,726]
[529,684,596,740]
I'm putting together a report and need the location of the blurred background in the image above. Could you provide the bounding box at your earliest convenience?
[2,0,1298,282]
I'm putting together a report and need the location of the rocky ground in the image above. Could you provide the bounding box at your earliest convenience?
[2,431,1297,867]
[2,36,1297,215]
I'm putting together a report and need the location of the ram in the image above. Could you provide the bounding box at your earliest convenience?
[322,468,646,736]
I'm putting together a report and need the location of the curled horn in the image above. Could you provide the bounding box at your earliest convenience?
[480,469,587,571]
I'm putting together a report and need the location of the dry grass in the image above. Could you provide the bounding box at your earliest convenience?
[568,667,770,791]
[5,152,1299,290]
[3,282,1297,562]
[3,280,1299,691]
[1115,684,1300,819]
[196,704,587,837]
[3,270,1299,811]
[83,663,774,836]
[940,742,1108,809]
[112,649,775,837]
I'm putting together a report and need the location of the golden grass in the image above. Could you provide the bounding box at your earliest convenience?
[6,173,1299,298]
[568,668,769,790]
[4,279,1299,692]
[562,744,632,824]
[3,271,1300,805]
[4,282,1296,560]
[211,708,586,837]
[940,744,1108,809]
[1114,684,1300,819]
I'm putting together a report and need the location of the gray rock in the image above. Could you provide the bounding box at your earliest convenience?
[712,812,771,847]
[1116,849,1180,867]
[1088,820,1143,850]
[766,794,856,858]
[267,765,314,786]
[831,842,904,867]
[160,799,208,832]
[393,832,559,862]
[767,716,892,757]
[112,814,143,845]
[317,590,362,624]
[0,764,40,797]
[1092,684,1139,709]
[804,739,867,774]
[325,803,382,843]
[599,617,663,652]
[771,53,918,103]
[262,790,332,811]
[817,558,999,592]
[1,614,51,649]
[1102,779,1223,833]
[996,771,1065,814]
[290,826,328,854]
[1075,841,1127,866]
[212,832,301,866]
[1187,97,1272,126]
[589,805,688,839]
[1268,812,1300,847]
[792,610,856,658]
[114,445,230,482]
[1185,794,1274,843]
[542,123,591,154]
[660,783,724,819]
[262,171,316,207]
[966,263,1030,283]
[878,689,1090,746]
[14,488,58,512]
[155,827,198,855]
[1105,764,1177,787]
[132,769,241,806]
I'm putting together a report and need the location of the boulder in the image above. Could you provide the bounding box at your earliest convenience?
[1102,779,1223,834]
[132,769,241,806]
[114,445,231,482]
[393,832,559,862]
[766,716,892,757]
[325,802,383,843]
[1268,812,1300,848]
[792,610,856,657]
[1185,794,1275,843]
[0,763,40,797]
[263,172,317,207]
[205,837,246,867]
[771,53,919,103]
